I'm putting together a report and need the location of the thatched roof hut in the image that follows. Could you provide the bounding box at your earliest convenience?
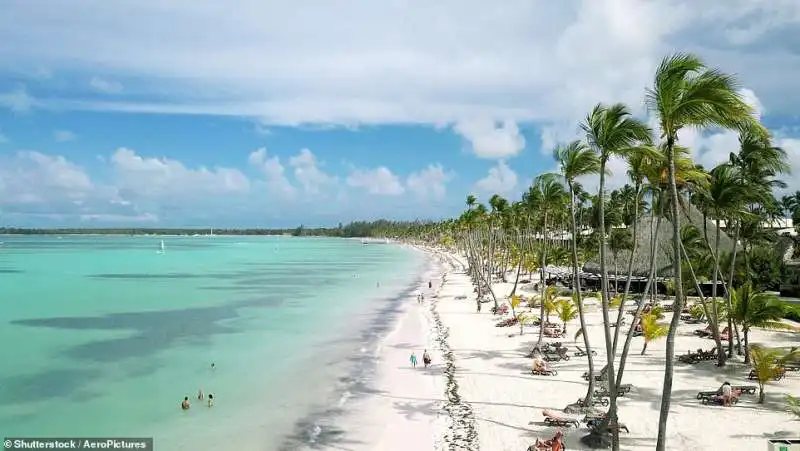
[583,205,735,278]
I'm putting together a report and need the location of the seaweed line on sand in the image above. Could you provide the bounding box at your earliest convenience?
[426,254,479,451]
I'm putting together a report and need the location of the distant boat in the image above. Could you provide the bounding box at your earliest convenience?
[361,239,369,245]
[210,227,214,237]
[157,240,165,254]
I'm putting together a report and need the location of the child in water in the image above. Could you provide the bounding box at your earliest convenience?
[181,397,190,410]
[207,394,214,407]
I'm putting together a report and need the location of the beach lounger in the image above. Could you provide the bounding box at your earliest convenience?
[583,414,630,433]
[532,368,558,376]
[542,410,579,428]
[576,396,609,407]
[528,432,564,451]
[785,362,800,372]
[694,325,712,337]
[700,394,739,405]
[573,346,597,357]
[749,367,786,381]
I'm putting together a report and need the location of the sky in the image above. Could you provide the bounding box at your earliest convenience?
[1,0,800,228]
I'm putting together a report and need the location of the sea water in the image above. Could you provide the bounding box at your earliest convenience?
[0,235,426,450]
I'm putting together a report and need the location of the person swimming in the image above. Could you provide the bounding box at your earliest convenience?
[181,396,190,410]
[207,394,214,407]
[211,363,215,370]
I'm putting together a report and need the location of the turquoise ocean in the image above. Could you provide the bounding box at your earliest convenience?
[0,235,427,450]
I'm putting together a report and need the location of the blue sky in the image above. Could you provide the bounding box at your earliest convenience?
[1,1,800,227]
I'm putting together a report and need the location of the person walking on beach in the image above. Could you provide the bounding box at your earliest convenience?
[428,280,432,289]
[410,352,418,368]
[181,396,191,410]
[423,349,431,368]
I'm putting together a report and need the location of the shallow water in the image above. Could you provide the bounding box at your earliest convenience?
[0,235,424,449]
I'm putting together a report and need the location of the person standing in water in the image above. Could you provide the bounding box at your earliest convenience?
[410,352,418,368]
[207,394,214,407]
[197,389,204,401]
[181,397,190,410]
[211,362,215,370]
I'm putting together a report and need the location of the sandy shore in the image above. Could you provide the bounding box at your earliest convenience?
[332,245,798,451]
[431,249,800,450]
[329,251,447,451]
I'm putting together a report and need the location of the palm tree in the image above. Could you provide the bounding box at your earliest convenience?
[730,284,793,364]
[640,313,669,355]
[555,140,601,405]
[749,345,785,404]
[581,102,651,449]
[556,299,579,335]
[704,163,750,364]
[645,52,765,451]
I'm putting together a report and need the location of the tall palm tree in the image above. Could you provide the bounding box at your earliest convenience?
[581,103,651,449]
[703,163,750,363]
[526,174,568,350]
[645,52,766,451]
[555,140,600,405]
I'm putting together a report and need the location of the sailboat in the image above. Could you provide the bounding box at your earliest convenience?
[157,239,166,254]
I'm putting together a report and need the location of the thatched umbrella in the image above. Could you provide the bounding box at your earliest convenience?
[583,205,735,278]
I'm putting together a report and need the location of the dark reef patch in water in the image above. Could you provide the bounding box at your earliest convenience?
[9,297,282,362]
[0,268,23,273]
[0,368,101,405]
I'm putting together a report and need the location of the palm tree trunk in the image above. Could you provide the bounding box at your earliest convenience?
[641,341,648,355]
[614,200,662,394]
[569,185,596,405]
[535,213,549,351]
[727,224,742,355]
[509,254,524,297]
[743,327,751,364]
[711,221,726,366]
[597,157,620,450]
[656,136,685,451]
[612,183,640,356]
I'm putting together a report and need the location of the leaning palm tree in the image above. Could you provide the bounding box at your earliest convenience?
[555,140,601,406]
[646,52,767,451]
[581,102,651,450]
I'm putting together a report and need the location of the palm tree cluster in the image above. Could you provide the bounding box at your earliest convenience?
[386,53,798,451]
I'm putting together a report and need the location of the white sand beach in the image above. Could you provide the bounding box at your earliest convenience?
[335,246,798,451]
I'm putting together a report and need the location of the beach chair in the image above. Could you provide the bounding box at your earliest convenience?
[749,367,786,381]
[584,415,630,433]
[582,365,608,382]
[542,410,579,428]
[573,346,597,357]
[694,325,712,337]
[576,396,609,407]
[544,328,565,338]
[719,327,730,341]
[532,367,558,376]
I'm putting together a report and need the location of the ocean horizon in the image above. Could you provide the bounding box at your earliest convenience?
[0,235,429,450]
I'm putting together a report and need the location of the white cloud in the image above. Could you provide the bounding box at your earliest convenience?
[346,167,405,196]
[0,151,95,206]
[2,1,799,125]
[454,119,526,159]
[0,86,36,113]
[288,148,335,194]
[247,147,295,197]
[474,160,518,195]
[407,164,453,200]
[89,76,123,94]
[110,148,250,202]
[54,130,77,142]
